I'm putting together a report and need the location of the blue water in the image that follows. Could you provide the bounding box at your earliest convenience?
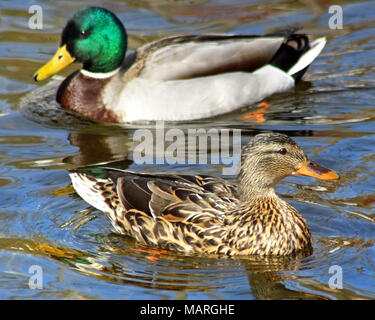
[0,0,374,299]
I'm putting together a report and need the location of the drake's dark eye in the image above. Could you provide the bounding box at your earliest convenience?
[80,30,89,38]
[278,148,287,155]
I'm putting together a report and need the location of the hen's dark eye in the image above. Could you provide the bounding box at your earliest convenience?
[278,148,287,155]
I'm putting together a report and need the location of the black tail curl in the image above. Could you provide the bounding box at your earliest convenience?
[269,31,311,82]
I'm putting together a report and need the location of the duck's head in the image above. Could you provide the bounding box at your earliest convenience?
[34,7,126,81]
[238,133,339,200]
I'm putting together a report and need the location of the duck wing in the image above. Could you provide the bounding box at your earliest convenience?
[104,168,238,225]
[70,168,239,252]
[127,34,286,81]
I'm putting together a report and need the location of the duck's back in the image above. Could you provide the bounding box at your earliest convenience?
[132,35,285,81]
[70,169,239,253]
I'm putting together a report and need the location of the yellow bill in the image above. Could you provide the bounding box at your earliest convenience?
[295,160,339,181]
[33,45,75,81]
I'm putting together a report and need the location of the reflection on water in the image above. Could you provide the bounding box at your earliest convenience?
[0,231,370,299]
[0,0,375,299]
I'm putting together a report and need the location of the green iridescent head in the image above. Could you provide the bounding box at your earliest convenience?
[62,7,127,73]
[34,7,127,81]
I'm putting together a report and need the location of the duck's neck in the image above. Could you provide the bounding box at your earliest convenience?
[238,184,278,203]
[80,67,121,79]
[237,169,280,203]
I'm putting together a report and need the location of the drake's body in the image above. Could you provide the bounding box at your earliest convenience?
[34,7,326,123]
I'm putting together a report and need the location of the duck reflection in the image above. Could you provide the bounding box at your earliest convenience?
[63,130,134,166]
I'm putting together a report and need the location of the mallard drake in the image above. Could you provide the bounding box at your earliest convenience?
[69,133,339,256]
[34,7,326,123]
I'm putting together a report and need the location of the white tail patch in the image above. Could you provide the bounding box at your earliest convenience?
[69,173,113,214]
[288,37,327,76]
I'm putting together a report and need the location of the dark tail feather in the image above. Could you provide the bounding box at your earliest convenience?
[269,33,311,82]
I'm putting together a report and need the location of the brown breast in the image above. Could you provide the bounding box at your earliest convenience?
[57,71,120,123]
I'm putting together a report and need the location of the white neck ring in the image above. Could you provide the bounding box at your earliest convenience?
[80,67,120,79]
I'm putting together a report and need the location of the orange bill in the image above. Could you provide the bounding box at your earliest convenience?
[295,160,339,180]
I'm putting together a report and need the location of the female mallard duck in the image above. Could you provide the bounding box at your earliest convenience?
[34,7,326,123]
[69,133,339,256]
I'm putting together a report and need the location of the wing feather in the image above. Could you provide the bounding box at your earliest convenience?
[128,35,285,81]
[103,168,238,223]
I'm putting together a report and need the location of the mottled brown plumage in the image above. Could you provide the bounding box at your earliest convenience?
[70,133,339,256]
